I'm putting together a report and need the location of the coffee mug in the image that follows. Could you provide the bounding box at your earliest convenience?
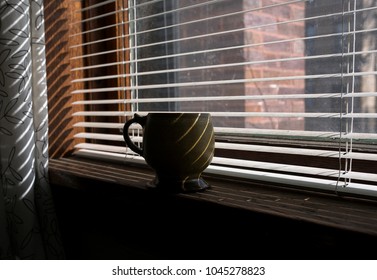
[123,112,215,192]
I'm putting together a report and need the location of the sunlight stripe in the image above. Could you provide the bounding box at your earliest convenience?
[176,114,201,143]
[183,115,211,157]
[192,128,215,165]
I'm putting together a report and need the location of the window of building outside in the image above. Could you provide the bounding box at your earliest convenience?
[68,0,377,198]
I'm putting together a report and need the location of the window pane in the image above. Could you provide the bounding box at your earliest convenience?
[130,0,377,135]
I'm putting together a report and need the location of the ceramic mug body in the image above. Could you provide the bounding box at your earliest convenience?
[123,113,215,192]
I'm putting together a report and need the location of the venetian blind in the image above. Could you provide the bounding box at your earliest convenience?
[69,0,377,198]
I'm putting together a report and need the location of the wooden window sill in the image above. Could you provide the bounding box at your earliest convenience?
[49,156,377,237]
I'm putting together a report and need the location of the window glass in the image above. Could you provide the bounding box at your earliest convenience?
[130,0,377,135]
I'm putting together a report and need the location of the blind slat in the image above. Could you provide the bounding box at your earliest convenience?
[74,137,377,184]
[72,110,377,119]
[71,71,377,94]
[72,92,377,106]
[72,122,377,142]
[74,134,377,161]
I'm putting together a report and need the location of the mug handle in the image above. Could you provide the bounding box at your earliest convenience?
[123,113,147,156]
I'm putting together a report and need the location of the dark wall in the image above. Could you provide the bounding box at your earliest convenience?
[51,182,377,260]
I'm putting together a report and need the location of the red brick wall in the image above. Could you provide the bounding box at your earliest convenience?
[244,0,305,130]
[175,0,306,129]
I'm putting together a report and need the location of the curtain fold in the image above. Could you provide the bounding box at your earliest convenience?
[0,0,64,259]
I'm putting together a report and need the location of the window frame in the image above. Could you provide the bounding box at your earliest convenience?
[44,0,377,241]
[45,0,377,202]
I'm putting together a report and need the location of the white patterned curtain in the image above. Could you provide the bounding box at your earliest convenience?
[0,0,64,259]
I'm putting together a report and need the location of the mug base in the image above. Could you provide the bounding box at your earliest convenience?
[146,176,210,193]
